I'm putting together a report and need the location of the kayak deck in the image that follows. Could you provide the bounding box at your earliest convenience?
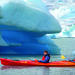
[0,58,75,67]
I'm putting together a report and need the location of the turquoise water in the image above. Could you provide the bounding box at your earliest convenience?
[0,55,75,75]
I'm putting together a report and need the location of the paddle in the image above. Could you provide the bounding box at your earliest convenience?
[61,55,66,59]
[61,55,72,61]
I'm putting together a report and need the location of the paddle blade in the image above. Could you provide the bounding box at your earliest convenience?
[61,55,66,59]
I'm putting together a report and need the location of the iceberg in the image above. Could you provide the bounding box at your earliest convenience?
[0,0,61,54]
[0,0,61,33]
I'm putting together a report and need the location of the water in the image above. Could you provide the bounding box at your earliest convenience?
[0,55,75,75]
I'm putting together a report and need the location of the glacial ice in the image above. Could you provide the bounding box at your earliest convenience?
[0,0,61,33]
[0,0,61,54]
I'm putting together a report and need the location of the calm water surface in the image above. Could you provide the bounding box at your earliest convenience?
[0,55,75,75]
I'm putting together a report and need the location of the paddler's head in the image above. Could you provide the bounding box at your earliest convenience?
[44,50,48,56]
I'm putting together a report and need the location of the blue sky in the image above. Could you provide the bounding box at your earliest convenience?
[44,0,75,37]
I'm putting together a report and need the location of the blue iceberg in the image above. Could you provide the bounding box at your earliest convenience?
[0,0,61,54]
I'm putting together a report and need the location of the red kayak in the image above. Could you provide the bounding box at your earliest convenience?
[0,58,75,67]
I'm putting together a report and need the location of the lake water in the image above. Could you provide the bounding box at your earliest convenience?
[0,55,75,75]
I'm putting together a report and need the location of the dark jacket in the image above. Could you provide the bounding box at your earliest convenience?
[39,54,50,63]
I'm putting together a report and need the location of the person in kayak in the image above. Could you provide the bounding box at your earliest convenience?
[38,51,50,63]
